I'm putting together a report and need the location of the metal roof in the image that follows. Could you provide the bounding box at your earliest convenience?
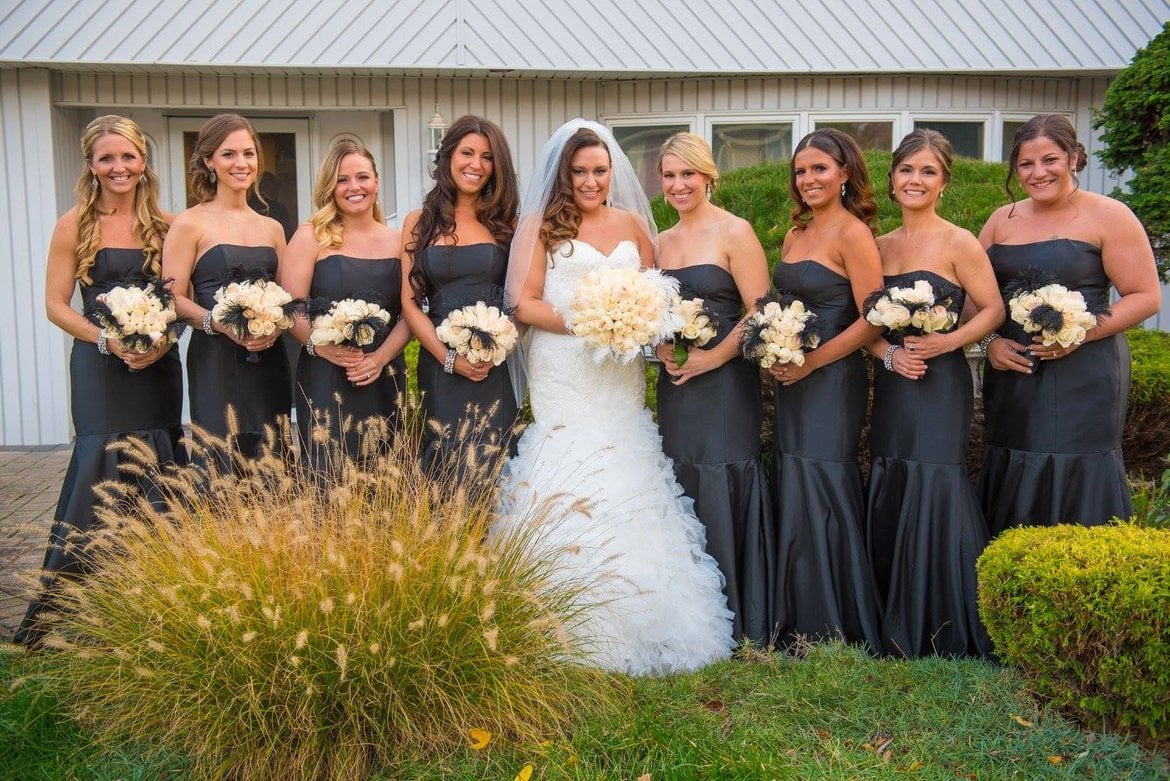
[0,0,1166,75]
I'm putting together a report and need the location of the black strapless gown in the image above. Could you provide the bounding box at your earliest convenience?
[416,243,518,468]
[187,244,292,459]
[979,239,1130,534]
[769,260,883,653]
[865,270,991,658]
[657,264,772,644]
[16,248,186,646]
[295,255,406,474]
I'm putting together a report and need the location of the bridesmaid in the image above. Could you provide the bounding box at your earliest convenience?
[768,129,884,652]
[281,140,410,474]
[864,129,1002,658]
[653,133,773,645]
[17,116,185,646]
[401,115,520,470]
[163,113,291,463]
[978,114,1160,532]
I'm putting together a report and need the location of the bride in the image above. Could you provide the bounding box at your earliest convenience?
[498,119,735,675]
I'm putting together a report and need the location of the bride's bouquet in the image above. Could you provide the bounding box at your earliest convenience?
[668,294,719,366]
[863,279,958,335]
[210,268,298,362]
[306,296,393,352]
[740,292,821,369]
[436,299,518,367]
[86,275,184,354]
[1004,268,1101,348]
[570,266,681,364]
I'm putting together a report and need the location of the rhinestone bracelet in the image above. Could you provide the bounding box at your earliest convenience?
[882,343,900,372]
[443,348,457,375]
[201,310,216,336]
[96,332,110,355]
[978,332,1000,354]
[305,341,317,358]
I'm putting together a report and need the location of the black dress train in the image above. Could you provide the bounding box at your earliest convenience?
[416,243,518,469]
[865,270,991,658]
[657,264,772,644]
[769,260,883,652]
[16,248,186,645]
[187,244,292,460]
[295,255,405,474]
[979,239,1130,534]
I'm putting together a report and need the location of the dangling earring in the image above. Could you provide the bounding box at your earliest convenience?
[939,188,945,200]
[705,182,713,197]
[91,175,99,190]
[482,181,494,199]
[841,182,847,198]
[208,168,217,185]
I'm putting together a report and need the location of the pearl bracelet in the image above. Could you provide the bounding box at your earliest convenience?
[201,310,216,336]
[882,343,900,372]
[978,332,1000,354]
[443,348,457,374]
[96,332,110,356]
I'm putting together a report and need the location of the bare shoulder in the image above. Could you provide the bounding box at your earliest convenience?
[377,221,404,254]
[839,215,877,243]
[53,206,81,236]
[718,209,756,240]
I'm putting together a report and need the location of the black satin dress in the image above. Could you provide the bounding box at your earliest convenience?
[770,260,883,653]
[188,244,292,459]
[416,243,518,469]
[657,264,772,645]
[295,255,406,474]
[16,248,186,646]
[979,239,1130,534]
[865,270,991,658]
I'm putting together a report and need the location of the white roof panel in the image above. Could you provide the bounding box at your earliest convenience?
[0,0,1166,74]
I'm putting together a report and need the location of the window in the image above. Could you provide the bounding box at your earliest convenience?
[814,120,894,151]
[1001,120,1027,161]
[611,124,690,199]
[710,122,793,172]
[913,120,985,159]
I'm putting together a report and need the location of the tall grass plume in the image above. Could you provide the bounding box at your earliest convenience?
[34,408,616,779]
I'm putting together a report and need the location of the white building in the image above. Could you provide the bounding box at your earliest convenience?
[1,0,1167,445]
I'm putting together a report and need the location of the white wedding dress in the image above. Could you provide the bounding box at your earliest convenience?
[497,239,735,676]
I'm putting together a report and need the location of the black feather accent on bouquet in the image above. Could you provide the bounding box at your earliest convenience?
[451,284,516,318]
[676,283,721,338]
[775,290,823,349]
[739,292,778,360]
[306,293,393,351]
[1003,265,1112,318]
[213,300,255,341]
[84,274,185,354]
[1028,303,1066,334]
[220,264,273,286]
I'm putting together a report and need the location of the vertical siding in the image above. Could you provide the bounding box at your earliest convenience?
[0,69,69,445]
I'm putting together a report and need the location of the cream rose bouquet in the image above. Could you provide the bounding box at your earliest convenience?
[1004,268,1101,349]
[307,296,394,352]
[740,292,821,369]
[863,278,958,335]
[668,294,719,367]
[570,266,681,364]
[436,300,519,367]
[210,269,299,362]
[86,275,184,354]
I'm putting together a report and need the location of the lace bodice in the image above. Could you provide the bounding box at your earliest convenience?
[527,239,647,425]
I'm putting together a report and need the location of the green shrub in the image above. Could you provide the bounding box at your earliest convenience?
[36,415,616,779]
[1126,328,1170,477]
[1130,465,1170,528]
[977,524,1170,739]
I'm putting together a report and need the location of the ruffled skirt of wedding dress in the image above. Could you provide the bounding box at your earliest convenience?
[497,332,734,676]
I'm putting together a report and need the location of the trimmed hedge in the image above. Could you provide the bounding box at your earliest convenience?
[1126,328,1170,477]
[977,524,1170,739]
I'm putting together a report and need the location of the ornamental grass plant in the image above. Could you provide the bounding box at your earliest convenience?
[33,407,617,779]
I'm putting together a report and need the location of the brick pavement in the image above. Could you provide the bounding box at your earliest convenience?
[0,446,70,642]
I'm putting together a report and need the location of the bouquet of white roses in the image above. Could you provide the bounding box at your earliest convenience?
[668,293,719,366]
[740,292,821,369]
[307,296,393,352]
[570,266,681,364]
[436,300,518,367]
[863,278,958,335]
[85,275,184,354]
[1004,268,1101,349]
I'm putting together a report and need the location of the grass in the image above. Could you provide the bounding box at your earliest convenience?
[3,642,1164,779]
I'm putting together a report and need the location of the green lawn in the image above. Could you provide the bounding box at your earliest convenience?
[3,642,1164,780]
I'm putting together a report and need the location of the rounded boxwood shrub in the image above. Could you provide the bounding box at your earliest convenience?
[977,524,1170,739]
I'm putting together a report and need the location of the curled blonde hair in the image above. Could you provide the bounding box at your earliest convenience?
[74,115,168,284]
[309,140,385,249]
[657,132,720,192]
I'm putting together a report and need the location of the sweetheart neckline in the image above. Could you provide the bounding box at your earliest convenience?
[566,237,637,258]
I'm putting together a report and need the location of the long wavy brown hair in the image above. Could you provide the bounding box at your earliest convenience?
[788,128,877,235]
[539,128,608,255]
[74,115,169,285]
[408,115,518,301]
[309,140,385,250]
[186,113,264,205]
